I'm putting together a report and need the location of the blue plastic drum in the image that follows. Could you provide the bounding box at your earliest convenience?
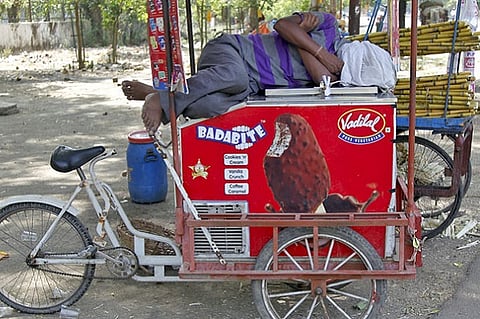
[127,130,168,203]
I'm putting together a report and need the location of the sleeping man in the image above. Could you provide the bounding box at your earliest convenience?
[123,11,347,133]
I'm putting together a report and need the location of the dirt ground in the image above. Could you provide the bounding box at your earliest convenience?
[1,47,480,319]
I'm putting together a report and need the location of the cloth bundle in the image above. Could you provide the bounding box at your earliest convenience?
[337,40,397,91]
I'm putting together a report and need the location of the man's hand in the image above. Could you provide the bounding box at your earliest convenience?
[299,12,320,32]
[315,49,344,75]
[274,12,344,78]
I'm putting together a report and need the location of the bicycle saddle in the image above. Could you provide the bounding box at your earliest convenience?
[50,145,106,173]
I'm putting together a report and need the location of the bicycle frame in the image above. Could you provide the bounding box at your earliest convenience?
[26,148,183,281]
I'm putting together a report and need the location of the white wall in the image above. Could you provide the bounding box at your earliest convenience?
[0,21,74,51]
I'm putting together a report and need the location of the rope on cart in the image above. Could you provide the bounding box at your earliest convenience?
[407,227,422,264]
[156,0,226,265]
[444,0,464,118]
[150,132,227,265]
[364,0,384,40]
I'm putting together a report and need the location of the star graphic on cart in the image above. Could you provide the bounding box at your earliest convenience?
[189,159,210,179]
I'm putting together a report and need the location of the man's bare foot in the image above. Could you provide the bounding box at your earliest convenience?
[122,80,156,100]
[142,93,163,134]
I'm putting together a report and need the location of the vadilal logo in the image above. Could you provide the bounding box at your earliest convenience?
[196,123,267,150]
[337,109,387,145]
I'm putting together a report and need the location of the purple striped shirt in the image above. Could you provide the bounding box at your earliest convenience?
[234,12,342,89]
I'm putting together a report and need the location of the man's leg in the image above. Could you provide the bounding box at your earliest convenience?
[142,89,249,134]
[142,92,162,134]
[123,35,252,103]
[122,80,156,100]
[143,34,253,129]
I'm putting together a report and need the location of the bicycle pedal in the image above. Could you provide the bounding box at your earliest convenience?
[78,245,97,258]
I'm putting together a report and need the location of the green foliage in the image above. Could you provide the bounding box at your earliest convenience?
[29,0,60,20]
[1,48,14,58]
[101,0,131,27]
[205,0,309,21]
[1,0,26,22]
[100,0,146,30]
[0,0,27,9]
[263,0,310,20]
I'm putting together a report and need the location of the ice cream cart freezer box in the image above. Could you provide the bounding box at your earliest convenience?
[179,95,397,257]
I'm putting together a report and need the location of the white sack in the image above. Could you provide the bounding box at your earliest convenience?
[337,40,397,91]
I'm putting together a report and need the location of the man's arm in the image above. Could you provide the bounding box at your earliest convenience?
[274,12,344,76]
[298,48,339,83]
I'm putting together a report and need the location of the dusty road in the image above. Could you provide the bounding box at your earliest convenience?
[0,47,480,319]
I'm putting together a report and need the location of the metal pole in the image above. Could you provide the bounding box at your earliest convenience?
[407,0,418,215]
[160,0,182,211]
[445,0,463,118]
[185,0,197,75]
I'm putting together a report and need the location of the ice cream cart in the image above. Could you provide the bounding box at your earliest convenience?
[0,86,422,319]
[0,0,425,318]
[172,88,422,318]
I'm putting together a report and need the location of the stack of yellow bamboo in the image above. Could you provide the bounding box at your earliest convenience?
[395,72,478,117]
[348,21,480,55]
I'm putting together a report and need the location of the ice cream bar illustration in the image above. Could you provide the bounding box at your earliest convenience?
[263,113,331,213]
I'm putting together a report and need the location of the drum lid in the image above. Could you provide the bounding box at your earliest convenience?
[128,130,153,144]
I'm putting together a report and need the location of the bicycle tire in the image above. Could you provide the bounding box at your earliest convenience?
[251,227,386,319]
[0,202,95,314]
[422,132,472,196]
[395,135,462,239]
[400,131,472,196]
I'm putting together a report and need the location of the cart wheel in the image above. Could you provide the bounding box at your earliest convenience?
[395,135,462,239]
[251,227,386,319]
[411,132,472,196]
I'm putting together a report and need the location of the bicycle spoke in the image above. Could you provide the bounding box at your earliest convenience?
[328,279,355,288]
[333,252,357,271]
[324,238,335,270]
[328,287,369,302]
[326,294,353,319]
[319,297,330,317]
[282,293,309,319]
[267,288,310,299]
[396,135,462,238]
[306,295,319,319]
[282,249,304,271]
[304,238,314,270]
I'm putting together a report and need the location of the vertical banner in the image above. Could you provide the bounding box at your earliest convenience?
[388,0,400,71]
[460,0,479,92]
[146,0,189,93]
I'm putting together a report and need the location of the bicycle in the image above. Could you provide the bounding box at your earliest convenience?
[395,135,463,239]
[0,143,183,314]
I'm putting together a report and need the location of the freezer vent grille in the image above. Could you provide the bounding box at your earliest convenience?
[189,201,249,257]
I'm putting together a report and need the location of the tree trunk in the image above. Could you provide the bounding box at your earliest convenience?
[7,3,20,23]
[330,0,337,16]
[248,6,259,33]
[196,0,206,48]
[111,19,119,64]
[348,0,361,35]
[27,0,32,22]
[84,1,104,46]
[74,1,85,69]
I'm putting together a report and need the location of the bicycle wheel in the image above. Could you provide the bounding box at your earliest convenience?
[0,202,95,314]
[414,132,472,196]
[251,227,386,319]
[395,135,462,239]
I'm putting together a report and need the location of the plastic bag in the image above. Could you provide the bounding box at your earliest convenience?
[460,0,479,30]
[337,40,397,91]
